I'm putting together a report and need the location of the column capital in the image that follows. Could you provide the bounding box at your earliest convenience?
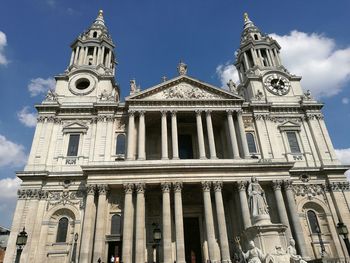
[272,180,283,191]
[213,181,223,192]
[97,184,109,195]
[284,180,294,190]
[86,184,96,195]
[237,181,248,191]
[161,182,171,193]
[201,181,211,192]
[171,110,177,116]
[226,109,234,115]
[138,110,145,116]
[161,110,168,116]
[123,183,134,194]
[173,182,183,192]
[236,109,243,115]
[128,110,136,116]
[135,183,146,194]
[205,110,212,116]
[195,110,202,116]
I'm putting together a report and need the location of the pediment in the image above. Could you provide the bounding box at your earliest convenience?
[278,121,301,131]
[127,76,243,101]
[63,121,89,134]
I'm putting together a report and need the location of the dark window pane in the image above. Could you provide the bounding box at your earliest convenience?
[116,134,126,155]
[67,134,80,156]
[246,133,257,153]
[307,210,320,234]
[286,132,301,153]
[179,134,193,159]
[56,217,68,242]
[111,214,122,235]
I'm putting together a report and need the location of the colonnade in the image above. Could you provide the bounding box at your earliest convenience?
[79,179,308,263]
[69,45,113,68]
[126,109,251,161]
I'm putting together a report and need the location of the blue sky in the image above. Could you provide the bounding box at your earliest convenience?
[0,0,349,227]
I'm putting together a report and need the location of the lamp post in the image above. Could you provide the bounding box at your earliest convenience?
[15,227,28,263]
[152,223,162,263]
[336,222,350,257]
[315,226,326,258]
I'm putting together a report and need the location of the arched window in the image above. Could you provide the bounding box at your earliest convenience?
[93,31,97,38]
[246,133,257,153]
[111,214,122,235]
[254,34,259,40]
[307,210,320,234]
[56,217,69,242]
[116,134,126,155]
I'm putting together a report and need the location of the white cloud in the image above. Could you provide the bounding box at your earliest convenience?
[342,97,349,104]
[0,177,21,199]
[217,31,350,98]
[335,148,350,180]
[216,62,240,89]
[28,77,55,97]
[0,177,21,228]
[0,31,9,65]
[17,106,37,127]
[0,134,27,167]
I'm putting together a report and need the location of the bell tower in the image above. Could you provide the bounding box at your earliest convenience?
[235,13,304,103]
[54,10,119,103]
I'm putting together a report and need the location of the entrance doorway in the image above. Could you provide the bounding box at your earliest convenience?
[184,217,202,263]
[107,241,122,263]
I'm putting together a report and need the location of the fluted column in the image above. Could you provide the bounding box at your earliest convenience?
[93,184,109,262]
[135,183,146,263]
[69,50,75,66]
[206,110,217,159]
[80,185,96,262]
[196,111,206,159]
[161,183,172,263]
[73,46,80,64]
[171,111,179,159]
[213,182,231,263]
[272,180,292,239]
[202,181,218,261]
[236,110,250,158]
[238,181,251,229]
[226,110,240,159]
[284,180,308,258]
[161,111,169,160]
[126,111,135,160]
[173,182,185,263]
[138,111,146,160]
[122,184,134,263]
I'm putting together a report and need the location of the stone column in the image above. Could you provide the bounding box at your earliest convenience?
[135,183,146,263]
[272,180,292,239]
[226,110,240,159]
[213,182,231,263]
[171,111,179,159]
[93,185,109,262]
[126,111,135,160]
[92,46,97,65]
[196,111,206,159]
[161,183,172,263]
[69,50,75,66]
[73,46,80,64]
[202,181,218,261]
[206,110,217,159]
[161,111,169,160]
[173,182,185,263]
[138,111,146,160]
[80,185,96,262]
[284,180,308,258]
[100,46,106,64]
[122,184,134,263]
[238,181,251,229]
[236,110,250,158]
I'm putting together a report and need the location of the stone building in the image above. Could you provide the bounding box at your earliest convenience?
[4,10,350,263]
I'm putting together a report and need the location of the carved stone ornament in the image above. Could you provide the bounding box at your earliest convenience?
[284,180,293,190]
[213,181,223,192]
[162,83,221,100]
[123,183,134,194]
[177,61,188,75]
[327,182,350,192]
[17,189,48,199]
[238,181,248,191]
[99,89,114,101]
[47,190,85,210]
[161,182,171,193]
[135,183,146,194]
[44,89,59,102]
[227,79,237,94]
[97,184,109,195]
[201,181,211,192]
[173,182,183,192]
[293,184,325,200]
[86,184,96,195]
[272,180,282,191]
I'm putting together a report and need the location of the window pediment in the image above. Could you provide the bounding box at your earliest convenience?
[62,121,89,134]
[278,121,301,131]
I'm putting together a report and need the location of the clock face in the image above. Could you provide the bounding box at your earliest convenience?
[264,74,290,96]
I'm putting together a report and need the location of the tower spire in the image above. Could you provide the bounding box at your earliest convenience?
[94,10,105,26]
[243,12,255,30]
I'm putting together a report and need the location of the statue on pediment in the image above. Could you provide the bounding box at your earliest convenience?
[45,89,58,101]
[130,79,137,95]
[227,79,238,94]
[177,61,187,75]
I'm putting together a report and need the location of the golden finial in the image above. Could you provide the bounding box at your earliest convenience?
[244,12,250,23]
[99,10,104,16]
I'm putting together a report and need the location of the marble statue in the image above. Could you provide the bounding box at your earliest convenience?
[242,241,266,263]
[248,177,269,217]
[177,61,187,75]
[227,79,237,94]
[45,89,58,101]
[287,239,307,263]
[130,79,137,94]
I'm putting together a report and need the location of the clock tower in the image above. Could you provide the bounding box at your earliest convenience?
[235,13,304,103]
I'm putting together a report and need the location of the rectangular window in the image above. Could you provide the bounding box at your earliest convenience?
[67,134,80,156]
[116,134,126,155]
[286,132,301,153]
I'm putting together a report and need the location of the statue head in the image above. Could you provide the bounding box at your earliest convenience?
[290,238,295,246]
[248,241,255,249]
[251,176,258,183]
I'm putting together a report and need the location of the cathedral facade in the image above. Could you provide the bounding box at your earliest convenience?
[4,11,350,263]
